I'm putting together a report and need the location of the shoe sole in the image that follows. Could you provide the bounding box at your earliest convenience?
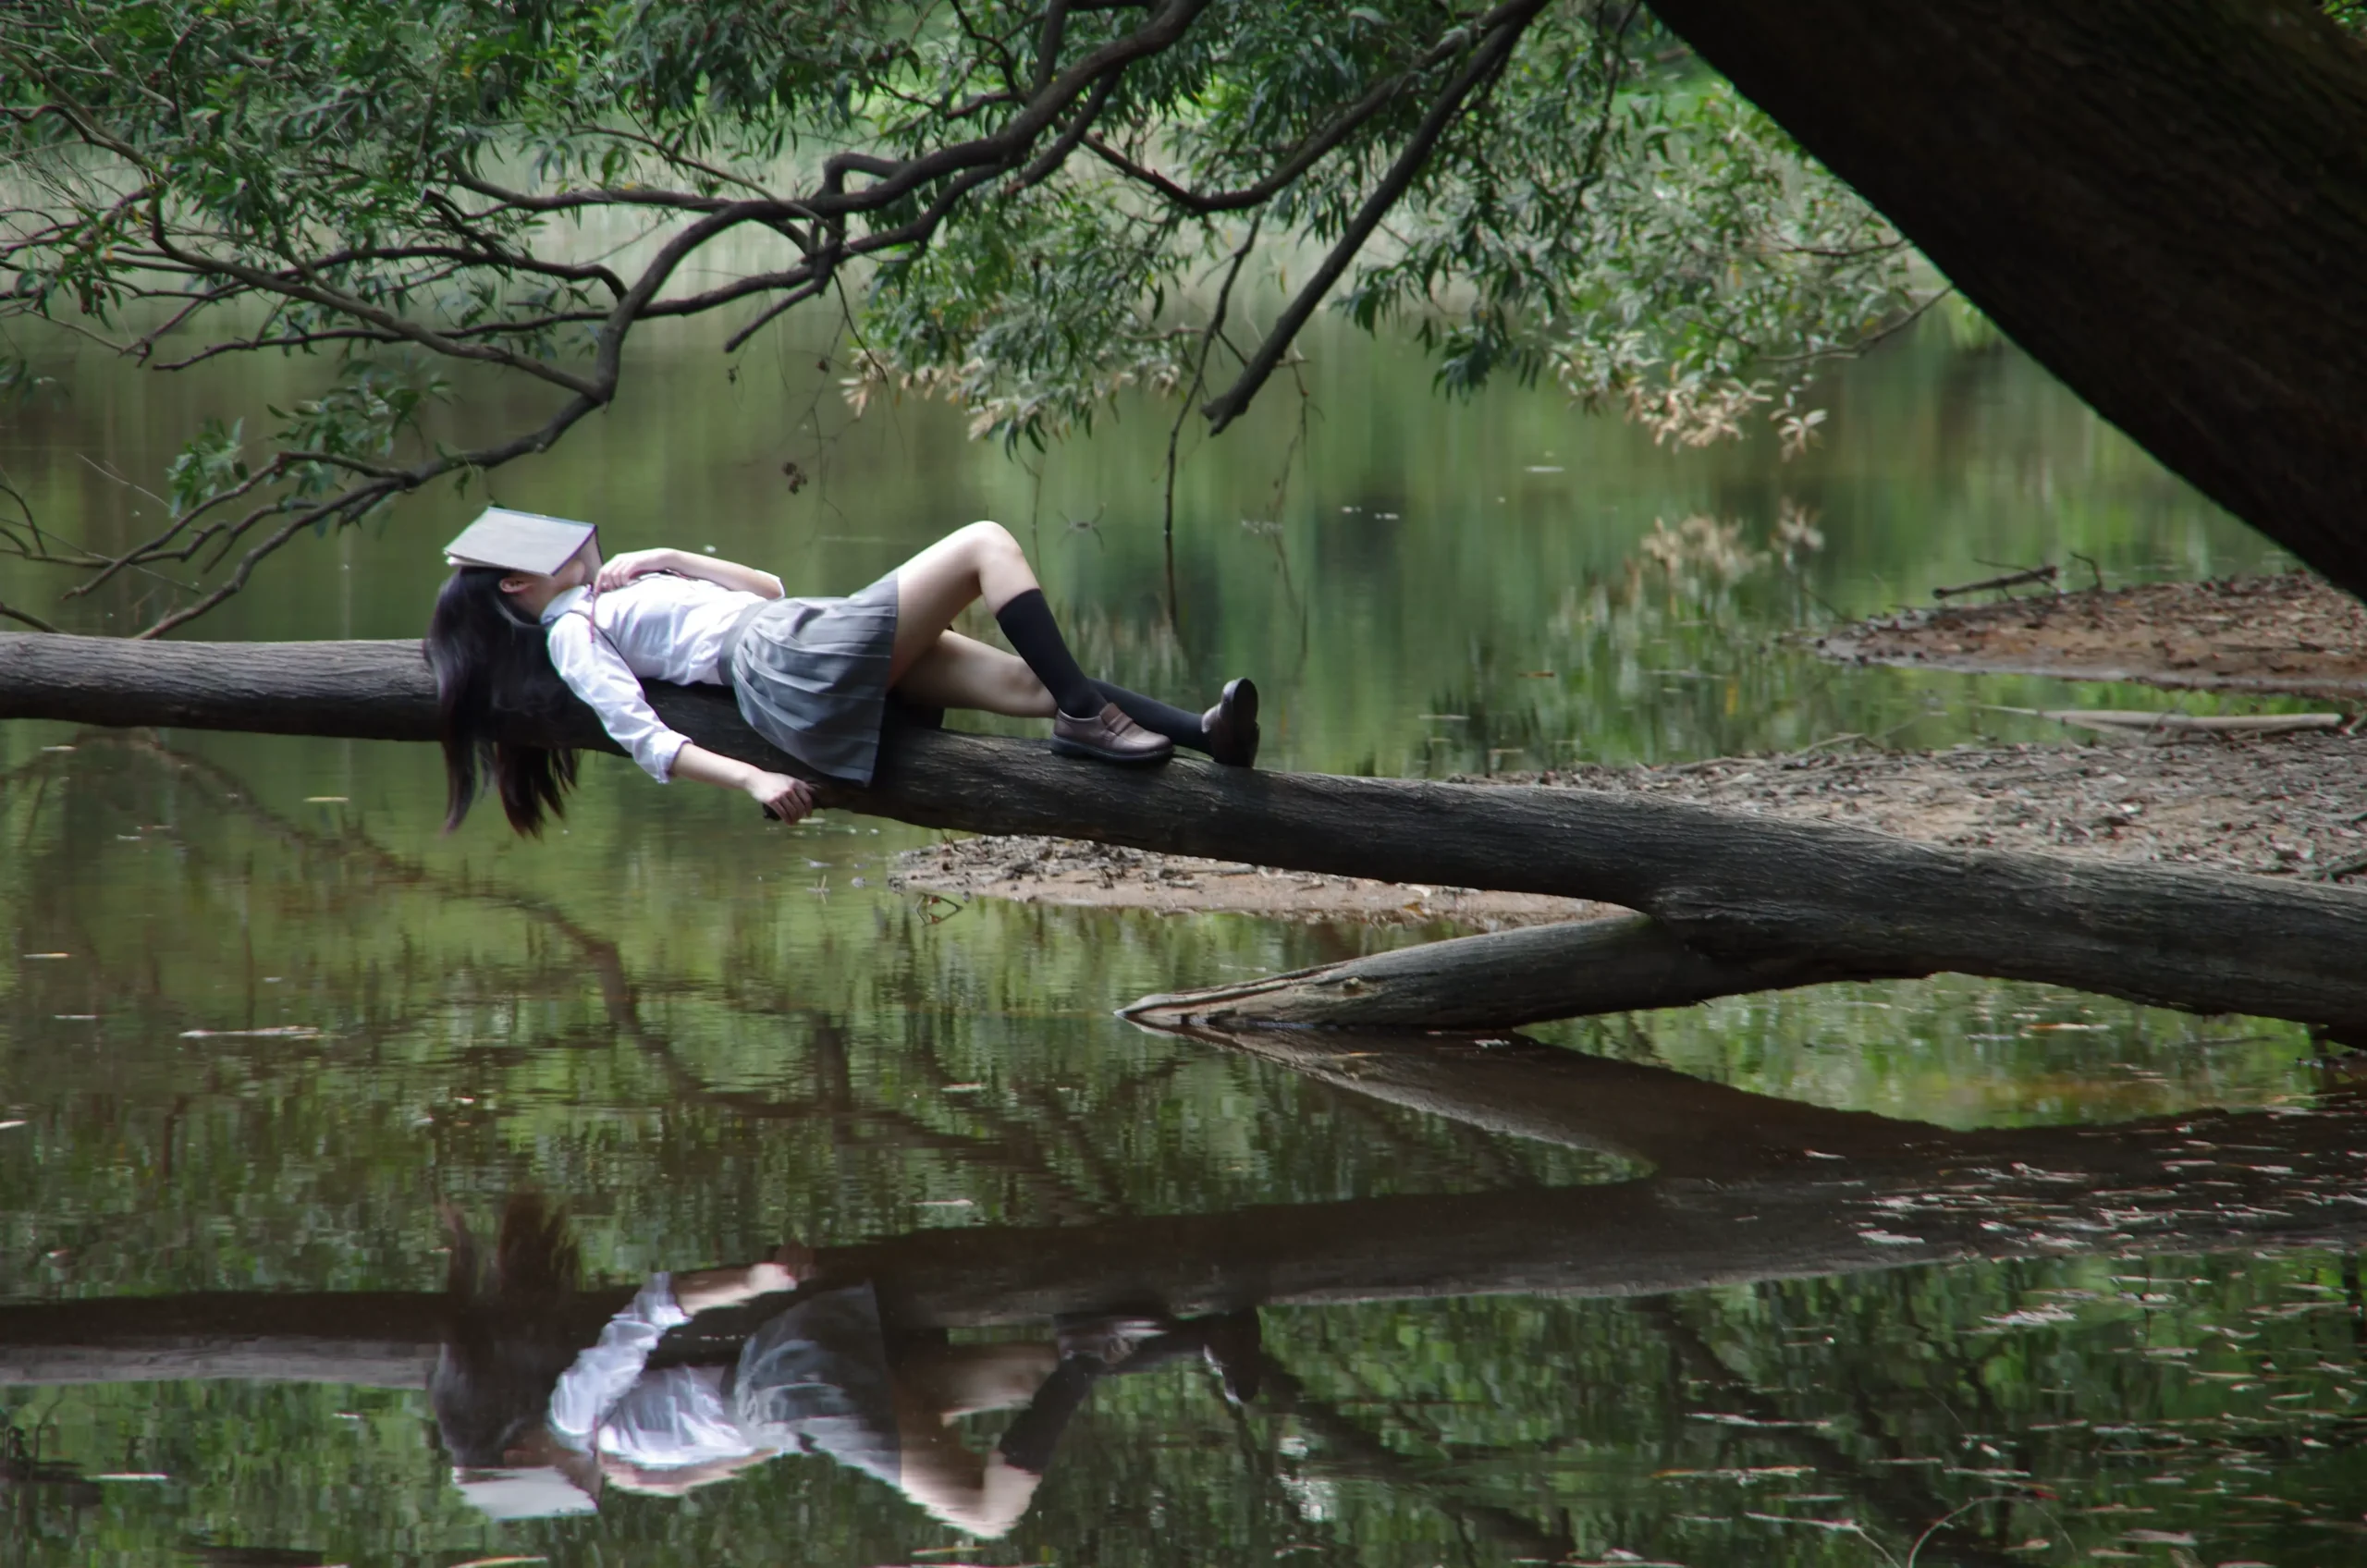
[1050,737,1174,765]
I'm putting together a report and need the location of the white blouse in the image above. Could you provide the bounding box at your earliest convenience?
[540,575,765,782]
[546,1273,774,1471]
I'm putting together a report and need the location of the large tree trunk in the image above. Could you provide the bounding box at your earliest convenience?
[6,1044,2360,1387]
[1647,0,2367,596]
[9,631,2367,1027]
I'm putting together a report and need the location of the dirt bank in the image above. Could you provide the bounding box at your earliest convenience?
[892,729,2367,924]
[1487,731,2367,876]
[889,835,1606,930]
[1813,572,2367,698]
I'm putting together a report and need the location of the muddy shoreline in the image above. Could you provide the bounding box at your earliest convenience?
[1813,571,2367,698]
[889,834,1608,930]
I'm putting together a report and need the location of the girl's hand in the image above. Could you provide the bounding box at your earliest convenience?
[748,770,816,824]
[768,1240,816,1284]
[743,1259,796,1296]
[595,547,678,594]
[743,1241,812,1297]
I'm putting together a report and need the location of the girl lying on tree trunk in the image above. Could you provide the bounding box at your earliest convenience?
[424,514,1258,832]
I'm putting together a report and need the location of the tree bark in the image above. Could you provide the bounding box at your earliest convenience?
[6,1047,2360,1387]
[12,632,2367,1029]
[1122,912,1894,1030]
[1645,0,2367,598]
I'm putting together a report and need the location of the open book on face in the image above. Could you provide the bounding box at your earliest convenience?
[442,508,598,576]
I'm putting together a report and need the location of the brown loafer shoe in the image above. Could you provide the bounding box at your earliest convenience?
[1201,677,1260,767]
[1051,703,1174,765]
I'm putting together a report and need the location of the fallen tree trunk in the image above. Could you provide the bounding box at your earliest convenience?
[11,631,2367,1029]
[1122,913,1894,1030]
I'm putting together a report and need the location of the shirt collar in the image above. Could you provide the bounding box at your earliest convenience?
[542,585,590,624]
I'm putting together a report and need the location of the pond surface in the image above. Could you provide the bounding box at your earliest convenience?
[3,320,2362,1567]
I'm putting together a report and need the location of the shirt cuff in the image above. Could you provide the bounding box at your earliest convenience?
[644,730,692,783]
[637,1272,692,1329]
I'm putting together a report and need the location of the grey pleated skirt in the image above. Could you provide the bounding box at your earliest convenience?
[726,571,901,786]
[732,1283,902,1488]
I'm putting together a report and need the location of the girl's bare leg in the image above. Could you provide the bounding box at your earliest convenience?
[889,521,1045,685]
[894,631,1056,717]
[886,519,1192,763]
[884,1342,1060,1537]
[889,1425,1042,1537]
[898,1341,1060,1420]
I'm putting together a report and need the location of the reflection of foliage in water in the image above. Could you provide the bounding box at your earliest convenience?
[1582,975,2321,1133]
[5,718,2359,1567]
[1408,498,1856,774]
[1267,1256,2366,1568]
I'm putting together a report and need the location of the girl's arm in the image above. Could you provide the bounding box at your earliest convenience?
[600,1447,776,1497]
[668,1255,801,1314]
[545,619,815,822]
[546,1274,692,1446]
[668,743,817,825]
[596,546,782,598]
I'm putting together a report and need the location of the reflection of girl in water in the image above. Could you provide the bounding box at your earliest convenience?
[424,515,1260,836]
[433,1196,1252,1534]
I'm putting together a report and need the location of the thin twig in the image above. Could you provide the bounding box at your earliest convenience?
[0,597,59,632]
[1161,216,1261,629]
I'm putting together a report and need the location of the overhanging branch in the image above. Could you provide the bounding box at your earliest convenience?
[1200,0,1545,433]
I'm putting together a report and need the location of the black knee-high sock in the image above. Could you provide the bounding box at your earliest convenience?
[994,590,1099,718]
[994,1355,1107,1475]
[1090,680,1209,753]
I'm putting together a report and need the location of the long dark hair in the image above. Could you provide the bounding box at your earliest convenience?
[424,567,581,836]
[432,1194,585,1468]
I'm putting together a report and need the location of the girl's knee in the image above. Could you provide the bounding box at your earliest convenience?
[959,519,1022,559]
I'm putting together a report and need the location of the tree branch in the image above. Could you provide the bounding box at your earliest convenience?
[0,597,59,633]
[1083,0,1534,215]
[1201,1,1545,433]
[141,204,605,400]
[1163,215,1261,621]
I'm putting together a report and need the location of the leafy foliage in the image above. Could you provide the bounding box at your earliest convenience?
[2,0,1923,630]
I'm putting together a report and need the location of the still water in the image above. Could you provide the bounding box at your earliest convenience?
[3,318,2361,1566]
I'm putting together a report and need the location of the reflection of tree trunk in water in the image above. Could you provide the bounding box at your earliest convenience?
[1634,1297,2025,1568]
[16,635,2367,1031]
[8,1039,2362,1388]
[1143,1024,1962,1176]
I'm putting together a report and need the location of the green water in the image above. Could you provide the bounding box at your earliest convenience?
[4,321,2361,1567]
